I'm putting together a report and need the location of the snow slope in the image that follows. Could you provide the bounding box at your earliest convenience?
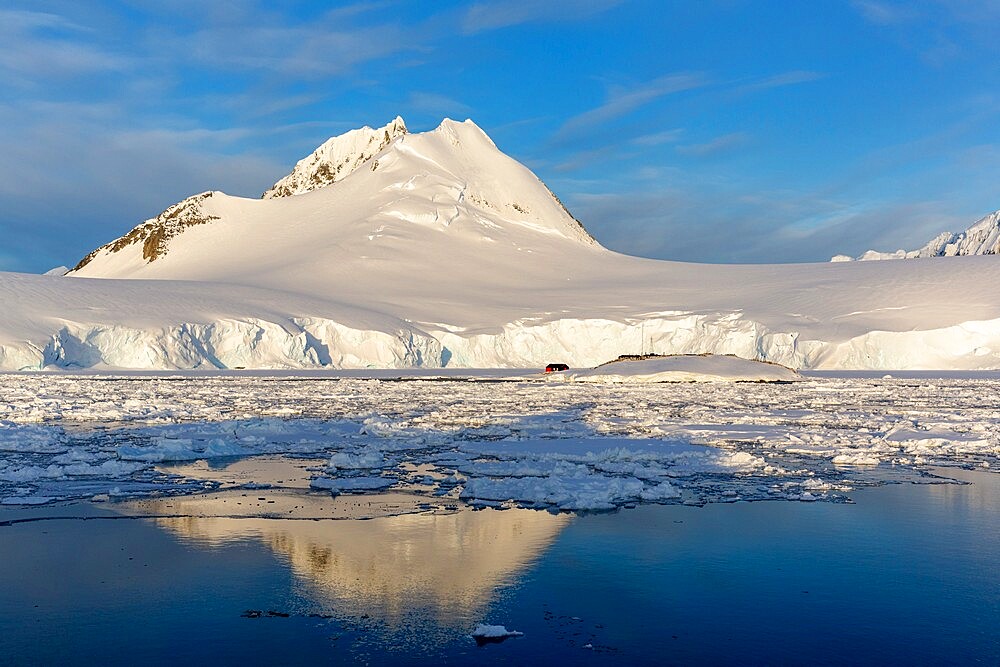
[2,118,1000,370]
[832,209,1000,261]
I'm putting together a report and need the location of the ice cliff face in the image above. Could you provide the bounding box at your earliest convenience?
[832,209,1000,262]
[261,116,408,199]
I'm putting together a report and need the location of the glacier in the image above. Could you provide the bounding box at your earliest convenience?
[0,117,998,371]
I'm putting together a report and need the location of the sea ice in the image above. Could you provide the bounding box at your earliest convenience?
[0,373,996,508]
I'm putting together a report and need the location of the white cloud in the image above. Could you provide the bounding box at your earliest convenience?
[676,132,749,157]
[564,186,964,264]
[129,3,438,80]
[851,0,916,25]
[554,73,707,143]
[631,129,684,147]
[170,23,413,77]
[0,9,130,84]
[0,9,86,32]
[462,0,623,34]
[735,70,824,94]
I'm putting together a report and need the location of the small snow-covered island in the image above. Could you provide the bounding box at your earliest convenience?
[2,117,999,372]
[559,354,801,383]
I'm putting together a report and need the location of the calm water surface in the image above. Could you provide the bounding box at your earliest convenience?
[1,469,997,665]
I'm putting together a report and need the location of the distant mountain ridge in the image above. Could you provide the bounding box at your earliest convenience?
[832,209,1000,262]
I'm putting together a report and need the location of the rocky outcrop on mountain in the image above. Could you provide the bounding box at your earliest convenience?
[72,192,220,271]
[261,116,408,199]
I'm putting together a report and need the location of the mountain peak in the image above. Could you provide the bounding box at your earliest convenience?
[69,116,599,280]
[262,117,408,199]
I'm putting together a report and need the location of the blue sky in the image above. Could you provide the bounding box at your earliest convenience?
[2,0,999,272]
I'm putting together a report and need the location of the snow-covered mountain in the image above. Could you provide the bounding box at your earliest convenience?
[832,209,1000,262]
[3,117,1000,371]
[70,117,596,281]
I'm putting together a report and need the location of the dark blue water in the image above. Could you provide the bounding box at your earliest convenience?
[1,470,997,665]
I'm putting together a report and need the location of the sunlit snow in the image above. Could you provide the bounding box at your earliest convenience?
[2,119,999,372]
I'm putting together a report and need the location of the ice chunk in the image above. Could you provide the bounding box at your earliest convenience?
[118,437,250,462]
[328,450,386,470]
[832,452,881,466]
[471,624,523,645]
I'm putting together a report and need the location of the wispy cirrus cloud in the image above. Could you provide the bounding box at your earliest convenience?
[850,0,1000,63]
[565,184,966,264]
[851,0,1000,25]
[630,129,684,147]
[553,73,708,143]
[171,23,415,78]
[462,0,624,34]
[676,132,749,157]
[851,0,918,25]
[0,9,130,84]
[0,8,87,31]
[125,0,444,82]
[735,70,825,94]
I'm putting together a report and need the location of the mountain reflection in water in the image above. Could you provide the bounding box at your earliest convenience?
[145,497,569,627]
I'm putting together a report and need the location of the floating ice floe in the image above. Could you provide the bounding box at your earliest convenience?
[471,624,523,645]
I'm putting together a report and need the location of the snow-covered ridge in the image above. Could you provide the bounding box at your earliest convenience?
[832,209,1000,261]
[68,117,597,278]
[72,192,220,271]
[262,116,408,199]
